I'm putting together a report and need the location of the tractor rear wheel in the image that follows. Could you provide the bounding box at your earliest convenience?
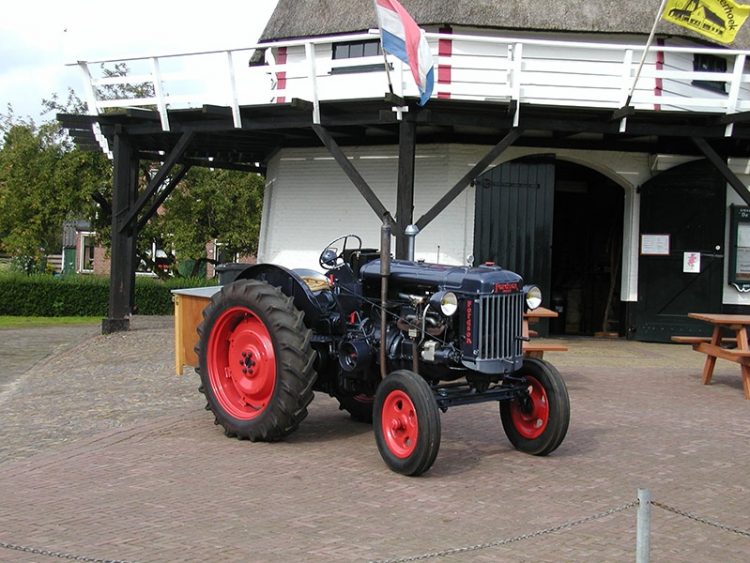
[196,279,316,441]
[374,370,441,476]
[500,358,569,456]
[335,393,374,423]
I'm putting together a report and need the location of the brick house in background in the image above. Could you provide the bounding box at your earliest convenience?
[62,220,254,277]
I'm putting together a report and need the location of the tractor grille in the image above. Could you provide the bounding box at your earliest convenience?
[473,292,524,372]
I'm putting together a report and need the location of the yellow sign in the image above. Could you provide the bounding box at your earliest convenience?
[662,0,750,44]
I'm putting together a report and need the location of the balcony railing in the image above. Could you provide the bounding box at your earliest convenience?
[73,30,750,137]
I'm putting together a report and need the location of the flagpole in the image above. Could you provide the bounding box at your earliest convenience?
[625,0,669,107]
[373,0,395,95]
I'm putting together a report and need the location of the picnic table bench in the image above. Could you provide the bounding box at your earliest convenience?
[671,312,750,400]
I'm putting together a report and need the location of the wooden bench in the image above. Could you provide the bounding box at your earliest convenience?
[523,342,569,359]
[670,336,737,345]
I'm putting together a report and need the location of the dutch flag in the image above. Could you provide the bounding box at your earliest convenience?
[375,0,434,105]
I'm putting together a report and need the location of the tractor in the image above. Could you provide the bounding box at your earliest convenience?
[196,228,570,475]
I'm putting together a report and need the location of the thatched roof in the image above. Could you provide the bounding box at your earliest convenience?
[259,0,750,50]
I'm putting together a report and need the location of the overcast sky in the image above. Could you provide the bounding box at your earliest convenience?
[0,0,279,124]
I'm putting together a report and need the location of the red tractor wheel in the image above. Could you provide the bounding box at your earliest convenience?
[500,358,570,456]
[374,370,441,476]
[196,280,316,441]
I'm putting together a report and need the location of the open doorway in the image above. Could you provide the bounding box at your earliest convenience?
[550,162,624,336]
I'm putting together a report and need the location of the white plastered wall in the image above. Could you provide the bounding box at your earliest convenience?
[258,143,654,302]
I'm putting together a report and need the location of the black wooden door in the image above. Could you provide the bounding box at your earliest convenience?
[635,160,725,342]
[473,157,555,306]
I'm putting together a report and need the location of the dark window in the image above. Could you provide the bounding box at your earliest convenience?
[332,40,381,60]
[692,53,727,94]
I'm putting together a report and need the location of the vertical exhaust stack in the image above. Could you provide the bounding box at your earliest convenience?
[380,224,392,379]
[404,224,419,261]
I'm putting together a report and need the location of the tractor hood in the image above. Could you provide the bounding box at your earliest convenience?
[359,259,524,295]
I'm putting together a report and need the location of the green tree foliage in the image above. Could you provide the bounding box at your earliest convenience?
[0,103,111,269]
[1,66,265,278]
[162,168,264,276]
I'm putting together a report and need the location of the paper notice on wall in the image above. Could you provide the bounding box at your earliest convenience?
[641,234,670,255]
[683,252,701,273]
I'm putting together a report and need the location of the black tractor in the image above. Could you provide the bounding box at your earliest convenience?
[196,230,569,475]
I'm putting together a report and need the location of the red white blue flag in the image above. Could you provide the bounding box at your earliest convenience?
[375,0,434,105]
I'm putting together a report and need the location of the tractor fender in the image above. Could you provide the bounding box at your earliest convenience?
[231,263,331,328]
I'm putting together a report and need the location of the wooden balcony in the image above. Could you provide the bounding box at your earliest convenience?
[73,31,750,140]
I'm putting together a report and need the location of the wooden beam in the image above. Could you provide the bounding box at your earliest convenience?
[136,164,191,231]
[396,120,416,258]
[119,131,194,232]
[104,131,138,333]
[719,111,750,124]
[312,124,395,227]
[416,128,522,231]
[692,137,750,206]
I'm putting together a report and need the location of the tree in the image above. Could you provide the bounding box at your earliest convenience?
[0,103,111,269]
[162,168,265,277]
[1,67,265,279]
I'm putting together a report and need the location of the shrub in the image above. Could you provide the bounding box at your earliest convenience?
[0,272,216,316]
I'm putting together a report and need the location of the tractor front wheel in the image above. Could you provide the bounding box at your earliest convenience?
[374,370,441,476]
[500,358,570,456]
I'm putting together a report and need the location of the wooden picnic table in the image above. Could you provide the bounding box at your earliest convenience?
[671,313,750,400]
[523,306,568,358]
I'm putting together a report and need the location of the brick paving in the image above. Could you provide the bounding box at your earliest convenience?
[1,323,749,562]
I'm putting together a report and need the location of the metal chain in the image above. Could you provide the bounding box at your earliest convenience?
[0,540,135,563]
[371,500,639,563]
[651,501,750,538]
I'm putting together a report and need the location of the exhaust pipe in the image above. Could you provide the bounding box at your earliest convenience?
[380,223,391,379]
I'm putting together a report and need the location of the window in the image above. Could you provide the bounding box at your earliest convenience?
[213,241,238,264]
[78,233,95,273]
[332,40,381,60]
[136,240,170,275]
[692,53,727,94]
[331,40,389,75]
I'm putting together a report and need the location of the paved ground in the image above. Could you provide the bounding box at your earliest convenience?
[1,320,749,562]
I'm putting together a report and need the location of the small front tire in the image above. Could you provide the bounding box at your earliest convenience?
[374,370,441,476]
[500,358,570,456]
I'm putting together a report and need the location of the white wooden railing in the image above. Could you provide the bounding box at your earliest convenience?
[73,30,750,138]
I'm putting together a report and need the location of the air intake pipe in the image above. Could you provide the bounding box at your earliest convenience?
[380,223,391,379]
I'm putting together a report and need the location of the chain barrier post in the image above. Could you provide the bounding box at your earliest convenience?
[636,488,651,563]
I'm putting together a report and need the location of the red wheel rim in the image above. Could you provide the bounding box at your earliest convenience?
[380,390,418,458]
[509,375,549,439]
[207,306,276,420]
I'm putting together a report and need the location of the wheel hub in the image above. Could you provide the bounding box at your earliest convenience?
[207,306,277,420]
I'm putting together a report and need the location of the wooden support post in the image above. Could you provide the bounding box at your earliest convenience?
[103,130,139,334]
[395,119,416,259]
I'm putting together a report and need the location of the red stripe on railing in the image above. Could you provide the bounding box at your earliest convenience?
[276,47,287,104]
[654,39,664,111]
[438,26,452,100]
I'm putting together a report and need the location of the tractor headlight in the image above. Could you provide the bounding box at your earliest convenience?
[524,285,542,310]
[430,291,459,316]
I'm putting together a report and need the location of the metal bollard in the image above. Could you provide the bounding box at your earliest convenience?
[636,488,651,563]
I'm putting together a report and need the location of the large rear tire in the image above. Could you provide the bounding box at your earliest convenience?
[196,279,316,441]
[374,370,441,476]
[335,393,374,423]
[500,358,570,456]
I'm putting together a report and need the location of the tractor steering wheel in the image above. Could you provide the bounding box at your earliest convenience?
[319,234,362,270]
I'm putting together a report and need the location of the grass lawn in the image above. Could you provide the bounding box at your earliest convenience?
[0,316,100,329]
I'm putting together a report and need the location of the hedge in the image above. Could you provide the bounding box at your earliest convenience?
[0,273,216,317]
